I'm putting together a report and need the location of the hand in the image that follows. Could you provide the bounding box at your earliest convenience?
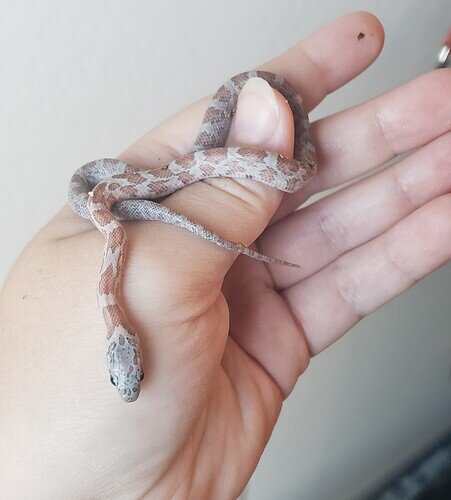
[1,12,450,498]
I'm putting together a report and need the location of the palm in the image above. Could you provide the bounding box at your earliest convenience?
[157,260,297,498]
[2,12,450,499]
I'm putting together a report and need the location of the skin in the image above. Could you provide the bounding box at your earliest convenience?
[0,11,450,499]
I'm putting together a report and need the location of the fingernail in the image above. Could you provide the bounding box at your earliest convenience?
[229,77,280,145]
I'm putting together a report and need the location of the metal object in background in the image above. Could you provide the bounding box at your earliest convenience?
[436,29,451,68]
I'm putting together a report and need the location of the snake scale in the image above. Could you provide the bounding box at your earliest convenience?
[68,71,317,402]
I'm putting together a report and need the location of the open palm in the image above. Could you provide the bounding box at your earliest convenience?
[1,12,450,499]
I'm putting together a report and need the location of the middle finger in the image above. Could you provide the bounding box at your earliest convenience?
[259,130,451,290]
[275,69,451,221]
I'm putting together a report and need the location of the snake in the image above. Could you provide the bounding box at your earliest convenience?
[68,71,317,402]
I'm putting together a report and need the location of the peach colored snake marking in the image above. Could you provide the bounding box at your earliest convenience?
[68,71,317,402]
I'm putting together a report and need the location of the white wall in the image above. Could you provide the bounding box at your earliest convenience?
[1,1,450,498]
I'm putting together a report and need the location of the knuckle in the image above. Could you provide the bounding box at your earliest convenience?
[318,210,350,254]
[333,260,367,318]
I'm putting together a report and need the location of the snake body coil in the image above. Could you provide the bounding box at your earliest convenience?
[68,71,317,402]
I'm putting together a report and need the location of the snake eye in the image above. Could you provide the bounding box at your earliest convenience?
[139,372,144,382]
[110,376,116,386]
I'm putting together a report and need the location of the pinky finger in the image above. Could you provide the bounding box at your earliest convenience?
[283,194,451,355]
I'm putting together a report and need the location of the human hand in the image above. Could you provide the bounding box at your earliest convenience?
[1,12,450,499]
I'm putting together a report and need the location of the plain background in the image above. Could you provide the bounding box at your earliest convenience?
[1,1,450,498]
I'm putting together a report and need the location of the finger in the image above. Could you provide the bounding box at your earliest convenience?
[260,131,451,289]
[118,11,383,170]
[282,194,451,355]
[275,69,451,219]
[260,11,384,113]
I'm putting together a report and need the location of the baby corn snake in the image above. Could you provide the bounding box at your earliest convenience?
[68,71,317,402]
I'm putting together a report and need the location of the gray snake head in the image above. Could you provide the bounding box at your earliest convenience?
[107,327,144,402]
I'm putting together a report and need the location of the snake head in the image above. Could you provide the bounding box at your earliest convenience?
[107,327,144,403]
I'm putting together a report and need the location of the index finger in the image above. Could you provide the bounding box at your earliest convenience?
[120,11,384,169]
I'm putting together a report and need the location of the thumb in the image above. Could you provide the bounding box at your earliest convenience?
[226,76,294,156]
[154,76,296,279]
[121,76,295,324]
